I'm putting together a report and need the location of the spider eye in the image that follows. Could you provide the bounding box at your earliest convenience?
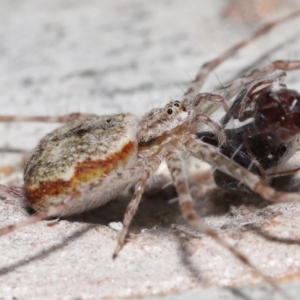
[167,108,173,115]
[174,102,180,107]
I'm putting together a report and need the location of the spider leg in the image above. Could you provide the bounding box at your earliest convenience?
[192,93,229,113]
[217,60,300,102]
[182,93,230,127]
[242,132,266,180]
[0,184,25,200]
[164,146,290,299]
[0,190,81,236]
[182,11,300,103]
[192,113,226,145]
[0,112,96,123]
[267,166,300,178]
[177,134,300,203]
[221,71,286,126]
[113,167,152,258]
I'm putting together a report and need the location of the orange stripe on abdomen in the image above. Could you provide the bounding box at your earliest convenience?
[25,140,136,211]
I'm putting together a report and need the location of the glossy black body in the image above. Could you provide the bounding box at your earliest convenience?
[198,85,300,192]
[197,124,291,191]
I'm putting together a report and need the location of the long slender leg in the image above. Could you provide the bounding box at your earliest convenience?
[176,134,300,203]
[164,147,290,299]
[0,112,96,123]
[217,60,300,103]
[221,72,285,126]
[113,168,151,258]
[191,113,226,145]
[242,132,266,179]
[192,93,229,112]
[267,166,300,178]
[182,11,300,103]
[0,191,81,236]
[0,184,25,200]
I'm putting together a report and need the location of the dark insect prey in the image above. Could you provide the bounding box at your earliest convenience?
[197,65,300,192]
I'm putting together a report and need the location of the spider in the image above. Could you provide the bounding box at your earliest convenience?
[1,9,300,300]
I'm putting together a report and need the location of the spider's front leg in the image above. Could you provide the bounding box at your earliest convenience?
[182,134,300,203]
[221,70,286,126]
[191,112,226,145]
[163,143,288,298]
[217,60,300,103]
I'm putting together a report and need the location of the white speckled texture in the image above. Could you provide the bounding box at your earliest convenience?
[1,1,300,299]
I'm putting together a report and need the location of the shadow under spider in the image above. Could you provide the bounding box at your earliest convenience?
[0,224,95,277]
[18,169,300,271]
[4,173,300,281]
[64,184,181,232]
[62,172,300,232]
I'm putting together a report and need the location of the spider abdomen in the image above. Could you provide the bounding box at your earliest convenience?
[24,114,139,215]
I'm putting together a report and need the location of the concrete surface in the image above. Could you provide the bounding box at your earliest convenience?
[1,1,300,299]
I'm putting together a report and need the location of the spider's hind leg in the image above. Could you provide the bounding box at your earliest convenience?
[0,112,96,124]
[183,134,300,203]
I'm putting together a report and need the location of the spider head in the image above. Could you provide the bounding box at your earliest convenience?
[138,100,190,144]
